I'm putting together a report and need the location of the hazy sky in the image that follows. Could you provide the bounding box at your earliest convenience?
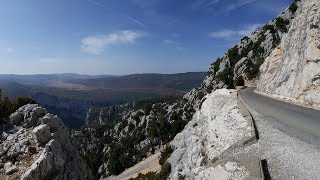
[0,0,292,75]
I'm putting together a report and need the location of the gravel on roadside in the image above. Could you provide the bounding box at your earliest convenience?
[230,101,320,180]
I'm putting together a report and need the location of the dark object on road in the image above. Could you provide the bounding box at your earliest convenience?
[261,159,272,180]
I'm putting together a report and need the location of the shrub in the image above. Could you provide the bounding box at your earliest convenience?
[213,58,222,73]
[216,64,234,89]
[159,145,174,165]
[84,151,103,179]
[245,58,265,79]
[147,122,158,138]
[289,2,298,13]
[241,36,250,42]
[310,24,319,29]
[275,17,290,33]
[228,46,240,67]
[128,122,135,132]
[197,91,205,100]
[144,104,152,115]
[206,85,213,93]
[0,89,36,124]
[170,119,187,137]
[159,163,171,179]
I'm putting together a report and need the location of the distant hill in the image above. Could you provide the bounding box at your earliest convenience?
[0,72,205,128]
[68,72,206,92]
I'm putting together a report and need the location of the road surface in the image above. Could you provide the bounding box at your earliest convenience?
[240,88,320,146]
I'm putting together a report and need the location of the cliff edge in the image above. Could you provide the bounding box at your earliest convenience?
[0,104,92,180]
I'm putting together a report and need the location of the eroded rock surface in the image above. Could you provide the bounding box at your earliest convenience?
[169,89,252,179]
[0,104,92,180]
[257,0,320,108]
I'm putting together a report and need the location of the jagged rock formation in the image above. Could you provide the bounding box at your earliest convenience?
[74,96,195,178]
[257,0,320,108]
[0,104,92,179]
[169,89,253,179]
[184,1,299,108]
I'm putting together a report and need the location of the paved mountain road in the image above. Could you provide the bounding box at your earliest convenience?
[240,88,320,146]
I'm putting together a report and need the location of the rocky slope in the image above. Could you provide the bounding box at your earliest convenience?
[74,1,305,179]
[185,0,299,109]
[0,104,92,179]
[74,96,195,178]
[257,0,320,109]
[169,89,253,179]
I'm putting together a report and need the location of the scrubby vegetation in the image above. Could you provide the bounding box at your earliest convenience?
[159,145,174,165]
[76,95,195,178]
[275,17,290,33]
[216,64,234,89]
[245,58,265,79]
[209,8,296,87]
[0,89,36,124]
[289,1,299,13]
[213,58,222,73]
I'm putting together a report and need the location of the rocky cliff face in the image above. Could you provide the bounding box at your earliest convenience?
[169,89,253,179]
[184,1,298,109]
[0,104,92,179]
[76,1,305,179]
[74,96,195,178]
[257,0,320,109]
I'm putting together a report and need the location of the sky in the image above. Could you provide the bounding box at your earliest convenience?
[0,0,293,75]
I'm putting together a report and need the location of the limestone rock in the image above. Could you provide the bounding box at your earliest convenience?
[169,89,252,179]
[9,112,24,125]
[0,105,93,179]
[257,0,320,108]
[32,124,51,145]
[4,162,17,175]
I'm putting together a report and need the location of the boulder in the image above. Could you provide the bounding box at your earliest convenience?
[3,104,93,179]
[9,112,24,125]
[32,124,51,145]
[4,162,17,175]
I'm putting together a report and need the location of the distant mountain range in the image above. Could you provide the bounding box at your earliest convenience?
[0,72,206,128]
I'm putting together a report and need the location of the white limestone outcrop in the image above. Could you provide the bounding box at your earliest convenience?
[169,89,252,179]
[0,104,92,180]
[257,0,320,108]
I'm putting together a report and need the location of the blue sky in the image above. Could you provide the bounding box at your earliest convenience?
[0,0,292,75]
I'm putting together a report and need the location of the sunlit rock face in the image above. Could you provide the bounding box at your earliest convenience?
[0,104,93,180]
[257,0,320,108]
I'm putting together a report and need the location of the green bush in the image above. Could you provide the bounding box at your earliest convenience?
[216,64,234,89]
[159,145,174,165]
[228,46,241,67]
[245,58,265,79]
[213,58,222,73]
[170,119,186,138]
[275,17,290,33]
[206,85,213,94]
[289,2,298,13]
[0,89,36,124]
[107,138,140,175]
[147,122,158,138]
[158,163,171,179]
[84,151,103,179]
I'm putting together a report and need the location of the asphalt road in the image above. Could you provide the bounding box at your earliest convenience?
[240,88,320,146]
